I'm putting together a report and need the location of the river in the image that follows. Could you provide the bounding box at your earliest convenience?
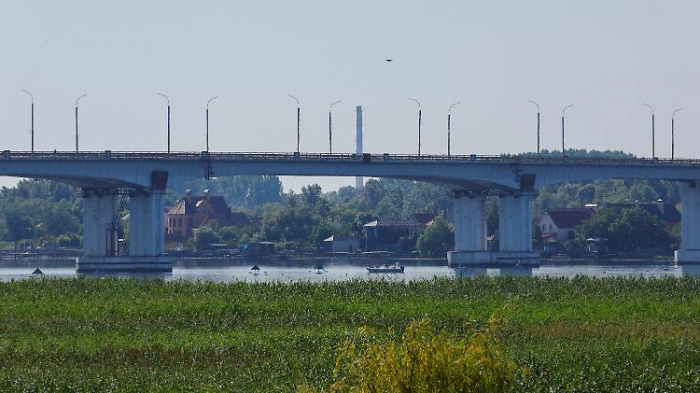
[2,258,700,282]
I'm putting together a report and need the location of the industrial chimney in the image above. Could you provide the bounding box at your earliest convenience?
[355,106,363,190]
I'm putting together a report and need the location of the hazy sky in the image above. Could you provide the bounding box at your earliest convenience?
[2,0,699,192]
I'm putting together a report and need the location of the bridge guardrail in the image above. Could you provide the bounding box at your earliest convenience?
[2,150,700,166]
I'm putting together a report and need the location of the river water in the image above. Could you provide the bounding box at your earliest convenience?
[2,259,700,282]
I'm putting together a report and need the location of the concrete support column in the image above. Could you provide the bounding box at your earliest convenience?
[128,191,165,256]
[675,182,700,263]
[82,190,117,257]
[498,193,534,252]
[453,193,487,251]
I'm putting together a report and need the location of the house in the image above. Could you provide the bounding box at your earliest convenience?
[363,219,426,252]
[538,208,594,241]
[323,236,361,253]
[165,190,252,241]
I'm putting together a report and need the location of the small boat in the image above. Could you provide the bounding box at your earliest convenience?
[367,264,404,273]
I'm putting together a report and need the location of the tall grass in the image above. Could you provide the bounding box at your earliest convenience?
[0,276,699,391]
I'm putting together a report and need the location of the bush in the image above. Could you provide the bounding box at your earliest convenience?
[416,216,453,257]
[302,318,521,392]
[193,228,221,251]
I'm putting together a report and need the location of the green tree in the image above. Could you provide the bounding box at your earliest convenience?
[194,227,221,251]
[416,216,454,257]
[576,207,674,253]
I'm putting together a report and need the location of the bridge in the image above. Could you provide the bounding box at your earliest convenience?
[3,150,700,272]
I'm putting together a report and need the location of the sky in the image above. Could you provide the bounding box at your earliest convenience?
[2,0,700,192]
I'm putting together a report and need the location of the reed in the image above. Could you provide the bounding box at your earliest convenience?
[0,276,699,391]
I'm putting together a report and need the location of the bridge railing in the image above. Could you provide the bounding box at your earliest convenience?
[3,150,700,166]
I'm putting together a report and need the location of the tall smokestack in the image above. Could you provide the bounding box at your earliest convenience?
[355,106,363,190]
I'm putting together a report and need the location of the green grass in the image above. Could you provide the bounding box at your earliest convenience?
[1,276,700,391]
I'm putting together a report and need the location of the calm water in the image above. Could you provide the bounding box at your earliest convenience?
[2,259,700,282]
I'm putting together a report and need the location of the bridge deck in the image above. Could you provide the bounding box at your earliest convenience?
[3,150,700,166]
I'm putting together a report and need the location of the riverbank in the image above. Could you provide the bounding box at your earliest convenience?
[1,277,699,391]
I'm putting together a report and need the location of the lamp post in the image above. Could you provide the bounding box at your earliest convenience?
[288,95,300,153]
[561,104,573,157]
[158,93,171,153]
[206,96,218,152]
[21,90,34,153]
[328,100,341,154]
[672,107,684,161]
[447,101,461,157]
[643,103,655,159]
[75,94,87,152]
[409,98,422,155]
[528,100,541,155]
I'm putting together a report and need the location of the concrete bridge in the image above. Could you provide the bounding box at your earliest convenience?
[3,150,700,272]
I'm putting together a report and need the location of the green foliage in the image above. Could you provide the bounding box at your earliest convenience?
[416,216,454,257]
[307,318,519,392]
[0,180,81,245]
[56,233,81,248]
[576,207,675,252]
[169,175,283,210]
[193,227,221,250]
[1,277,700,391]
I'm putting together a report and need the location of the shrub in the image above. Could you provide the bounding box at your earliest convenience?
[302,317,521,392]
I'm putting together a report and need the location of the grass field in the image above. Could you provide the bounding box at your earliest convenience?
[1,276,699,391]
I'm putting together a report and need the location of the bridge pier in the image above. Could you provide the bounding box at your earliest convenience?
[448,192,539,267]
[128,191,165,256]
[81,189,118,257]
[447,192,490,266]
[77,171,171,274]
[675,182,700,264]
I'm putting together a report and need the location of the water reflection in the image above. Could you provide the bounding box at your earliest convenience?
[2,258,700,282]
[452,268,487,278]
[496,267,533,277]
[680,264,700,277]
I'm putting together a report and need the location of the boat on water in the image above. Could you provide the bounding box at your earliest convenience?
[367,264,404,273]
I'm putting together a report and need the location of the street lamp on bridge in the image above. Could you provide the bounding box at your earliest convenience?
[409,98,422,155]
[206,96,218,153]
[643,103,655,159]
[288,95,300,153]
[672,107,684,161]
[157,93,171,154]
[528,100,540,155]
[447,101,461,157]
[328,100,341,154]
[75,94,87,152]
[561,104,573,157]
[21,90,34,153]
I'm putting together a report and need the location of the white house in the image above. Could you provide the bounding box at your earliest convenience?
[538,208,594,241]
[323,236,361,253]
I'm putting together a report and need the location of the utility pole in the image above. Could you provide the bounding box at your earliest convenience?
[528,100,540,155]
[643,104,655,159]
[288,95,300,153]
[206,96,218,152]
[158,93,171,153]
[447,101,461,157]
[22,90,34,152]
[561,104,573,157]
[409,98,422,155]
[75,94,87,152]
[672,107,684,161]
[329,100,341,154]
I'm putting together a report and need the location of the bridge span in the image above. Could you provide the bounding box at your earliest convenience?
[3,150,700,271]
